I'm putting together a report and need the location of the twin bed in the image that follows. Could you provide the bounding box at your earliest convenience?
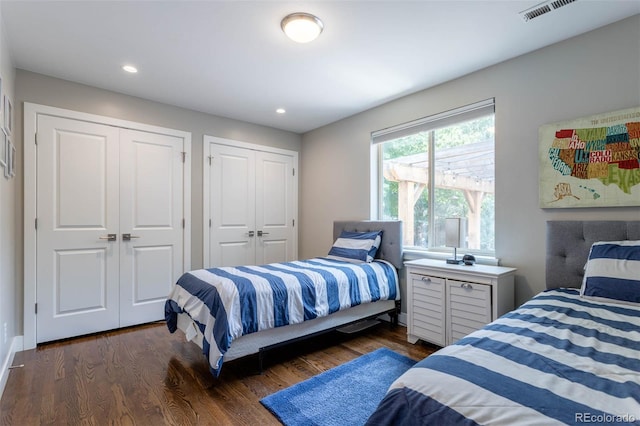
[367,220,640,425]
[165,220,403,376]
[166,219,640,424]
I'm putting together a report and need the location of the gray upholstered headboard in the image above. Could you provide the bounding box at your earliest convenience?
[333,220,403,270]
[546,220,640,289]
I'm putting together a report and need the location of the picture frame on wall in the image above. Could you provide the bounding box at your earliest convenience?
[4,95,12,136]
[0,130,6,170]
[0,75,3,128]
[4,138,10,179]
[9,140,15,178]
[538,106,640,208]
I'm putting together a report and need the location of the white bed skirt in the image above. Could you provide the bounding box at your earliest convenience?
[176,299,397,362]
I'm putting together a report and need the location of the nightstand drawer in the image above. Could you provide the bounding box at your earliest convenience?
[411,275,444,312]
[448,280,491,308]
[448,280,491,343]
[408,273,445,346]
[412,275,444,299]
[412,274,445,289]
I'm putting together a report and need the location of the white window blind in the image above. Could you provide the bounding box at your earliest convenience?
[371,98,495,144]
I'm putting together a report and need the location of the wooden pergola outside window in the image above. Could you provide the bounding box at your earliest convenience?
[384,140,494,249]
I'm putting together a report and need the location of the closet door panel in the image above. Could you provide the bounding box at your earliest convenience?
[119,129,184,326]
[132,246,174,301]
[209,144,256,267]
[255,151,295,264]
[36,115,120,343]
[131,138,175,226]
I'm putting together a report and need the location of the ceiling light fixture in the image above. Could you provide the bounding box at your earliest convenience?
[281,12,324,43]
[276,108,286,114]
[122,65,138,73]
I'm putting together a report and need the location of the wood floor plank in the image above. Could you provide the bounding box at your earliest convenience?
[1,322,436,425]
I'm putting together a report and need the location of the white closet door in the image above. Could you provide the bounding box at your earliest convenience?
[118,129,184,326]
[36,115,120,342]
[209,144,256,267]
[255,151,295,264]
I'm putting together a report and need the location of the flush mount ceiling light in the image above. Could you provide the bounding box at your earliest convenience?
[281,12,324,43]
[122,65,138,73]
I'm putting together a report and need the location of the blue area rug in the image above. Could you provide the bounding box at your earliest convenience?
[260,347,416,426]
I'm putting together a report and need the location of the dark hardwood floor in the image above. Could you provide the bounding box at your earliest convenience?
[0,321,437,426]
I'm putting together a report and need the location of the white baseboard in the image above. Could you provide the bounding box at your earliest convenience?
[0,335,24,400]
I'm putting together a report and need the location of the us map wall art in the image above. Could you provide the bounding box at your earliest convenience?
[539,106,640,208]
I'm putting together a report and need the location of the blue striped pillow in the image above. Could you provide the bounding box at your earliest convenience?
[327,231,383,263]
[581,240,640,305]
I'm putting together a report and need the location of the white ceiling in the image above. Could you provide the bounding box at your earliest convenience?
[3,1,639,134]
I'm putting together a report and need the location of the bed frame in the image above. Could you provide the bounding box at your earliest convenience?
[176,220,403,372]
[546,220,640,290]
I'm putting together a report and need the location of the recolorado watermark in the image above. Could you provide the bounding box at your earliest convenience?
[575,412,636,423]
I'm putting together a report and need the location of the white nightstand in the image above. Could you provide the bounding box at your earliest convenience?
[404,258,516,347]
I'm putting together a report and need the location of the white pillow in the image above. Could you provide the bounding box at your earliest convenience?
[580,240,640,305]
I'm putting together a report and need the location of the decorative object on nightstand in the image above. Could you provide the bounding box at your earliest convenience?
[445,217,466,264]
[462,254,476,265]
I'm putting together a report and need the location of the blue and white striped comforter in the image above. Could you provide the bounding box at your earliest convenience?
[165,258,399,377]
[366,288,640,426]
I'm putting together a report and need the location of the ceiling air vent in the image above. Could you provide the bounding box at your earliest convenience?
[519,0,578,22]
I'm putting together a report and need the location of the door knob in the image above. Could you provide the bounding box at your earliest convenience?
[122,233,141,241]
[99,234,117,241]
[257,230,270,237]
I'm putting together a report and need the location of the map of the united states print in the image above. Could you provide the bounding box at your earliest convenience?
[539,107,640,208]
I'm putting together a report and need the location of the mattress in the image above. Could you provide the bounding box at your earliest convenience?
[366,288,640,425]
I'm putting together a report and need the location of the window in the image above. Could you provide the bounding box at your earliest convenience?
[372,99,495,255]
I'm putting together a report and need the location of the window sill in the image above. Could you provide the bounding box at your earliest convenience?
[402,248,500,266]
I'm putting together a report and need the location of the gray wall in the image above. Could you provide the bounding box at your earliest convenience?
[0,4,17,381]
[12,70,302,336]
[299,15,640,307]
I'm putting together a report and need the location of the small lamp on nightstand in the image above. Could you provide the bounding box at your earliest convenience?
[445,217,466,265]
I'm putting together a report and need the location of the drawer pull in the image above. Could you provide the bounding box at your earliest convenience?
[421,277,431,282]
[461,283,473,290]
